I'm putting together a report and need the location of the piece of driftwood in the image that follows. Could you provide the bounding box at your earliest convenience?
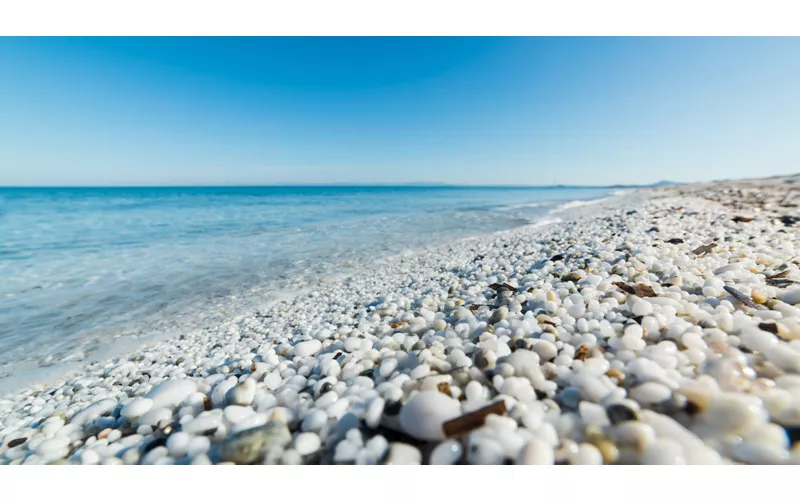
[442,400,507,438]
[724,285,766,310]
[692,243,716,256]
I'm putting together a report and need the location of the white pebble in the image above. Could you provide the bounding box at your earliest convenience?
[294,339,322,357]
[145,380,197,409]
[429,440,463,465]
[120,398,154,421]
[294,432,322,456]
[398,391,461,441]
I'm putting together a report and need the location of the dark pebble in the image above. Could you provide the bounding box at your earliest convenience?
[606,404,639,425]
[142,436,168,454]
[383,401,403,416]
[758,322,779,334]
[7,437,27,448]
[785,426,800,445]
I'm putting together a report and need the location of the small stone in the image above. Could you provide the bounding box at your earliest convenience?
[138,407,172,427]
[429,439,463,465]
[606,404,639,425]
[569,443,603,465]
[166,432,191,458]
[365,397,385,429]
[219,421,292,464]
[301,409,328,432]
[517,437,555,465]
[145,379,197,409]
[630,382,672,406]
[120,398,154,421]
[579,402,611,427]
[384,443,422,465]
[698,393,768,434]
[490,306,509,324]
[294,432,322,456]
[6,437,27,448]
[379,358,399,378]
[398,391,461,441]
[227,379,256,406]
[294,339,322,357]
[186,436,211,458]
[70,398,118,427]
[35,437,70,459]
[631,300,653,317]
[183,411,223,435]
[642,438,686,465]
[467,433,505,464]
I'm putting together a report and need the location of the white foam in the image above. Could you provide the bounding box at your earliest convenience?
[548,196,613,213]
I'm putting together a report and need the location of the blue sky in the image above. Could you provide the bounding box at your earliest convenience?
[0,37,798,186]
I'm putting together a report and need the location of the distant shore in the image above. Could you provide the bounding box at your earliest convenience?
[1,174,799,465]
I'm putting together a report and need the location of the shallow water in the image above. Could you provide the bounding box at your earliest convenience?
[0,185,615,393]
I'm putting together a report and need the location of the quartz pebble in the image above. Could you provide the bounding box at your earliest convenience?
[517,437,555,465]
[227,379,256,406]
[385,443,422,465]
[429,439,463,465]
[294,432,321,456]
[398,391,461,441]
[294,340,322,357]
[146,380,197,409]
[120,398,154,421]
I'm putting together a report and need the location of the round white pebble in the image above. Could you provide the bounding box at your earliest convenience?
[294,432,322,456]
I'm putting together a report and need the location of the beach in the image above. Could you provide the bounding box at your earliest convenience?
[1,175,799,465]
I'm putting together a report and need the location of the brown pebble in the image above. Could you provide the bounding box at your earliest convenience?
[390,321,408,329]
[6,437,27,448]
[692,242,716,256]
[606,368,625,384]
[759,322,780,334]
[574,345,589,361]
[98,428,112,440]
[437,382,452,397]
[769,270,790,279]
[613,282,636,294]
[203,396,212,411]
[633,284,657,298]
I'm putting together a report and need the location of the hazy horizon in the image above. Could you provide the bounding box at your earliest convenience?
[1,37,799,187]
[0,180,669,188]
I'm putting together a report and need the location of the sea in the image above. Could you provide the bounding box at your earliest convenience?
[0,185,620,394]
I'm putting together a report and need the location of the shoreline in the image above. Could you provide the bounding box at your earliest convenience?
[0,189,622,397]
[2,176,799,465]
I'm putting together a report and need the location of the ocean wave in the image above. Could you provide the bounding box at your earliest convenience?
[494,201,554,212]
[548,196,613,213]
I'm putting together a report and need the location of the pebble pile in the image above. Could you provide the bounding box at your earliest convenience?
[2,176,800,465]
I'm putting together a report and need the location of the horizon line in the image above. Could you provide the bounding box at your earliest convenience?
[0,181,676,189]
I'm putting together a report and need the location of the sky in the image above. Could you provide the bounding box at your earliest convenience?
[0,37,798,186]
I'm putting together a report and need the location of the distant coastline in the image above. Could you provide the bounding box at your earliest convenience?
[0,180,681,189]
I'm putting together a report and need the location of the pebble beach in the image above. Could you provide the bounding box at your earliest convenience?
[2,175,800,465]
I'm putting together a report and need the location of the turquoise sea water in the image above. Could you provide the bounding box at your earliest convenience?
[0,185,615,393]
